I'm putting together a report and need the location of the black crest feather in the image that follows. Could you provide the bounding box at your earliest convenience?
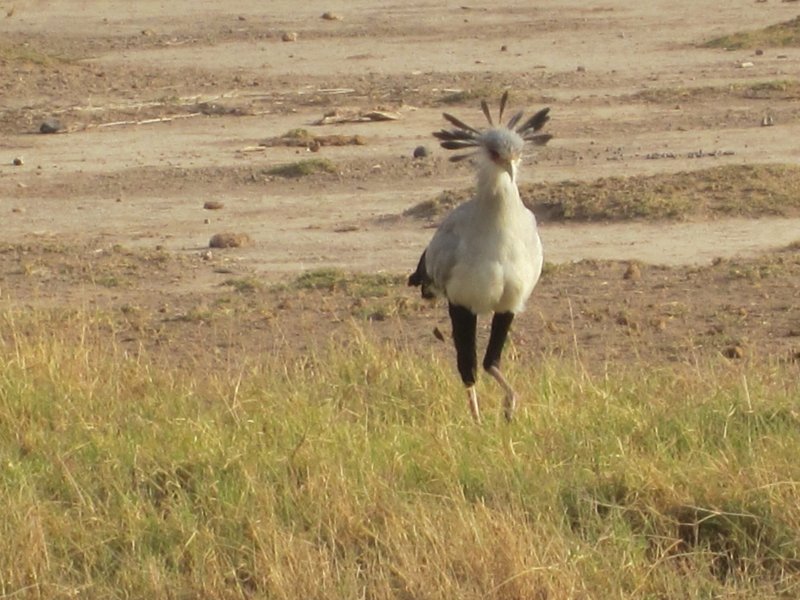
[432,93,552,156]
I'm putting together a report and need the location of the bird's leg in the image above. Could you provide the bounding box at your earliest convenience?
[483,311,517,421]
[448,303,480,422]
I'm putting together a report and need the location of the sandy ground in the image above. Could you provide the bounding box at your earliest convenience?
[1,0,799,373]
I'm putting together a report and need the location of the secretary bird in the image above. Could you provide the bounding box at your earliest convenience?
[408,92,552,423]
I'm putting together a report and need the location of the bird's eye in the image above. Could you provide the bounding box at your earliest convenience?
[488,149,500,162]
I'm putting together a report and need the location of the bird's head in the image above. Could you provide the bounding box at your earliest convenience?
[481,128,524,182]
[432,91,552,183]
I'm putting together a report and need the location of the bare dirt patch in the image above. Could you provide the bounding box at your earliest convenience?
[2,0,800,371]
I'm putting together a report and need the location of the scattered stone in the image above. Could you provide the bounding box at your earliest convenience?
[12,207,25,213]
[203,200,225,210]
[413,145,429,159]
[209,232,253,249]
[39,119,62,134]
[761,115,774,127]
[576,65,586,72]
[237,15,247,21]
[623,262,641,281]
[500,44,508,51]
[738,61,754,68]
[282,31,298,42]
[12,157,23,166]
[755,48,764,56]
[722,345,745,360]
[201,250,213,260]
[321,11,342,20]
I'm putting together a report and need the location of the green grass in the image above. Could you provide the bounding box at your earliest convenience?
[705,16,800,50]
[1,309,800,597]
[265,158,337,178]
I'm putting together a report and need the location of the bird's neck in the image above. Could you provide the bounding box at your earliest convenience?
[475,167,521,216]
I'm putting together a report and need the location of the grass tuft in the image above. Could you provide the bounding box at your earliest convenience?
[705,16,800,49]
[265,158,337,178]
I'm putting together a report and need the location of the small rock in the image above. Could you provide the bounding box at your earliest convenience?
[209,232,253,249]
[203,200,225,210]
[237,15,247,21]
[576,65,586,72]
[722,345,745,360]
[12,207,25,213]
[282,31,298,42]
[500,44,508,52]
[738,61,754,68]
[754,48,764,56]
[433,327,446,342]
[623,262,641,281]
[12,157,23,166]
[413,145,429,159]
[201,250,213,260]
[39,119,62,134]
[761,115,774,127]
[321,11,342,20]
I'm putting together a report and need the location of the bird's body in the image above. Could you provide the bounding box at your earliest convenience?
[408,93,551,422]
[425,172,543,315]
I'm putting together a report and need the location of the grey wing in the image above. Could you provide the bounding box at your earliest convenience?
[424,205,467,295]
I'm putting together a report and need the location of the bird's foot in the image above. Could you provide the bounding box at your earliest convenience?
[466,386,481,424]
[503,391,517,422]
[487,366,518,422]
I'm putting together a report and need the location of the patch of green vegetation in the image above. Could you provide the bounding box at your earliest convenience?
[94,275,121,288]
[704,16,800,49]
[525,164,800,222]
[403,190,466,219]
[288,268,404,298]
[282,128,313,140]
[0,42,65,66]
[632,79,800,103]
[221,277,263,294]
[264,158,337,178]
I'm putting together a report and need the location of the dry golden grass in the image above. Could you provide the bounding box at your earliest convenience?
[1,308,799,598]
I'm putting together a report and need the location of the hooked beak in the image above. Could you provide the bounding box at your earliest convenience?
[503,161,515,181]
